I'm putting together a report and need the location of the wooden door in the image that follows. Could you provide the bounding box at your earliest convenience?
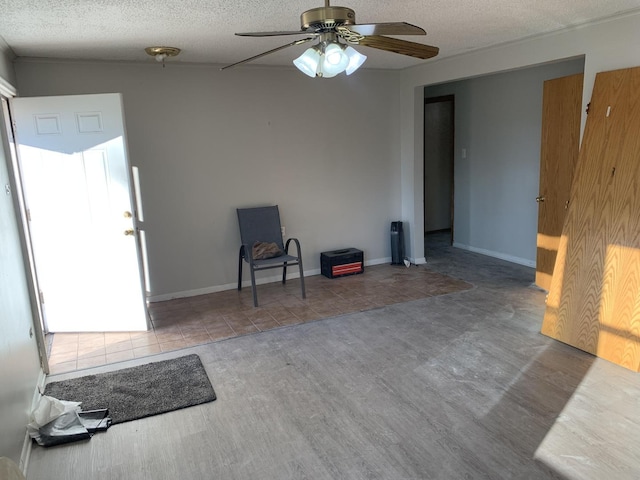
[535,73,583,291]
[541,67,640,372]
[11,93,149,332]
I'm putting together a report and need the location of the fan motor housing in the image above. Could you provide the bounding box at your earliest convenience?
[301,6,356,30]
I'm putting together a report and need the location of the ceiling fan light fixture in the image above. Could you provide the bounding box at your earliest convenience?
[344,46,367,75]
[321,42,349,76]
[293,47,321,77]
[293,39,365,78]
[223,1,438,74]
[144,46,181,67]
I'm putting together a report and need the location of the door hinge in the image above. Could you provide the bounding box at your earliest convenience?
[39,290,45,304]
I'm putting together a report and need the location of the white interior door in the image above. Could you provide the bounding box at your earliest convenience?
[11,93,148,332]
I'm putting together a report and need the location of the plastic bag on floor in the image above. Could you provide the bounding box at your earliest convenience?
[27,395,98,447]
[27,395,81,437]
[35,410,91,447]
[29,395,70,428]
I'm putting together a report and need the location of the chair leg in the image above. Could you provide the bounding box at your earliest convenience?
[298,259,306,299]
[238,247,244,291]
[282,262,288,284]
[250,267,259,307]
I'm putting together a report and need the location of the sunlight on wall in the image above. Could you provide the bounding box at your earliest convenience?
[132,166,151,294]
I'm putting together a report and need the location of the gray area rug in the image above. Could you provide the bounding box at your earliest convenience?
[44,354,216,424]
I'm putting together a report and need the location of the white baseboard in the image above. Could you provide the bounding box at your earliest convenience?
[452,243,536,268]
[21,368,46,476]
[148,270,312,302]
[148,257,390,302]
[367,257,392,266]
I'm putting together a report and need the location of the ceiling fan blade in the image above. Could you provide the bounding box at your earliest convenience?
[347,22,426,36]
[220,37,316,70]
[235,30,316,37]
[357,36,439,60]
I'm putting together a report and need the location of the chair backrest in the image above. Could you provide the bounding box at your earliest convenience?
[237,205,285,250]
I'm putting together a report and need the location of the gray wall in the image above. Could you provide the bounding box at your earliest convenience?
[0,57,42,465]
[400,12,640,266]
[14,61,402,299]
[424,58,584,265]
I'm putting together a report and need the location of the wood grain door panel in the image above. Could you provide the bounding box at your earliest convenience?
[535,73,583,291]
[541,67,640,372]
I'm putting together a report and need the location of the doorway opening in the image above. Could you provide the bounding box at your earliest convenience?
[424,95,454,257]
[9,94,149,345]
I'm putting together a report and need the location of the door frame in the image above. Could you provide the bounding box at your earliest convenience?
[0,94,49,374]
[423,94,455,245]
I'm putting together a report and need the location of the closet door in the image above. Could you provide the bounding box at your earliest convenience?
[541,67,640,371]
[535,73,583,291]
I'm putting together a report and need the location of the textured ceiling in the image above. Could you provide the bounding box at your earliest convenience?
[1,0,640,70]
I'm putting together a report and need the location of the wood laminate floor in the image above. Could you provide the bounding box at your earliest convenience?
[28,245,640,480]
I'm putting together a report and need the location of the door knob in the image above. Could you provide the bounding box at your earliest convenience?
[536,196,545,203]
[124,229,135,236]
[123,211,132,218]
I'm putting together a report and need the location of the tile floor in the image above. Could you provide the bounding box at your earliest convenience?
[47,258,471,375]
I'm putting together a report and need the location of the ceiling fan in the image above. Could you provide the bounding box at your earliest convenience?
[221,0,439,78]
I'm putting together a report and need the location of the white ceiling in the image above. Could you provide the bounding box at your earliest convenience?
[2,0,640,70]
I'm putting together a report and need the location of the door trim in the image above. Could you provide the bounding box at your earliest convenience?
[0,76,17,98]
[1,96,49,374]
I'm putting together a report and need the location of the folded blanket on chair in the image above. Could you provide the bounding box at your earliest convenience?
[252,241,283,260]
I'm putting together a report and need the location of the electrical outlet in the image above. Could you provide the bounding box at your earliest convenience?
[281,226,286,237]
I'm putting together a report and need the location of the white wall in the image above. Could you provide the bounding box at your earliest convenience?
[423,59,584,265]
[0,49,42,465]
[400,11,640,265]
[14,61,402,299]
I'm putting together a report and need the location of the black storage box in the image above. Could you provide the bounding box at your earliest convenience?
[321,248,364,279]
